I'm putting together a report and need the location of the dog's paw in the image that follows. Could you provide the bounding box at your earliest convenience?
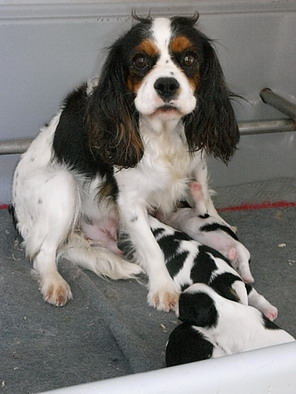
[148,283,180,312]
[40,274,73,306]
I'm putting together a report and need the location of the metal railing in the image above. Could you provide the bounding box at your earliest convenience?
[0,89,295,155]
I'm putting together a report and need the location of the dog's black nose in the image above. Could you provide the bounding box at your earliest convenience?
[154,77,180,101]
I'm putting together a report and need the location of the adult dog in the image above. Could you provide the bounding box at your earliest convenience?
[12,14,239,310]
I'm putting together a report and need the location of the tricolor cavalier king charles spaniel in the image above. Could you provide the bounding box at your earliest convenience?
[12,14,239,310]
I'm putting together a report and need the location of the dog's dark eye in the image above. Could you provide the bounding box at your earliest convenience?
[181,53,198,68]
[132,54,151,70]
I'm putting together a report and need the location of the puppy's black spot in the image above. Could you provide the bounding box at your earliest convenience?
[166,251,190,279]
[156,234,182,261]
[198,213,210,219]
[190,251,217,284]
[151,227,166,238]
[172,231,192,241]
[38,198,43,204]
[262,315,281,330]
[200,223,239,241]
[245,283,253,295]
[166,323,213,366]
[198,244,230,263]
[30,157,35,162]
[130,215,138,223]
[179,291,218,328]
[210,273,242,302]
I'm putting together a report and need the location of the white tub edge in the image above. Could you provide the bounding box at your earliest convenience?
[41,341,296,394]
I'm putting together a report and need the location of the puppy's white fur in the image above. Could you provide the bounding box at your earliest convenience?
[166,283,294,366]
[149,216,278,320]
[184,284,294,352]
[161,181,254,283]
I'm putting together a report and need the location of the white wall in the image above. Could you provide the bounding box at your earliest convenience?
[1,1,296,202]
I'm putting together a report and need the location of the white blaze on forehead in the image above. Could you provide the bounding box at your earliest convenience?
[151,17,172,57]
[134,17,196,116]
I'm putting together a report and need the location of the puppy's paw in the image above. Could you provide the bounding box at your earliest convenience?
[263,305,278,321]
[241,273,255,284]
[40,274,73,306]
[148,282,180,312]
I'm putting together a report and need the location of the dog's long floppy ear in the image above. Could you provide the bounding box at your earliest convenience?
[87,41,143,169]
[184,35,240,163]
[178,291,218,328]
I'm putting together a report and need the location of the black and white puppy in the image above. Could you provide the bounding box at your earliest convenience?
[149,216,278,320]
[12,14,239,309]
[166,283,295,367]
[160,181,254,283]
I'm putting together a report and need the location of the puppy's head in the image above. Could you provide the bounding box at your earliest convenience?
[178,284,219,328]
[87,14,239,167]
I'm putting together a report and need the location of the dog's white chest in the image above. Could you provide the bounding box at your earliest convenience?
[132,125,191,212]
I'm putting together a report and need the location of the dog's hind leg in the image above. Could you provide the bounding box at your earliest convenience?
[23,168,79,306]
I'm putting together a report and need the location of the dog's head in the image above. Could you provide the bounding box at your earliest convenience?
[178,284,219,328]
[87,14,239,168]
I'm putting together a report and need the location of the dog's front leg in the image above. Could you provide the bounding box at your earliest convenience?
[191,155,231,227]
[118,200,180,312]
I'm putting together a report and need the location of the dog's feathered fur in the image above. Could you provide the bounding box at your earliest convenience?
[12,15,239,308]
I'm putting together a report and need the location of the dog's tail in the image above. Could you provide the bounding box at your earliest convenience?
[58,231,143,280]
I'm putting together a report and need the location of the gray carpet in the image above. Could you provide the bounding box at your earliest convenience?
[0,178,295,394]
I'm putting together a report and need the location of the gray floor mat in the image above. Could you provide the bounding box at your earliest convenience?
[0,178,295,394]
[214,177,296,208]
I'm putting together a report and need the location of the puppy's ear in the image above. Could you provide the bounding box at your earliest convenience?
[178,291,218,328]
[87,41,143,168]
[184,35,240,163]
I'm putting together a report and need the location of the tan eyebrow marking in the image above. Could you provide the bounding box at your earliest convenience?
[135,39,159,57]
[170,35,193,53]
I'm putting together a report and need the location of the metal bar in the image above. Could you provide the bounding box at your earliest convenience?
[260,88,296,121]
[0,119,295,155]
[239,119,296,135]
[0,138,33,155]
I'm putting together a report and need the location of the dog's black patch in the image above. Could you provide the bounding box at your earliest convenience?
[166,323,213,367]
[210,272,242,302]
[178,291,218,328]
[53,84,115,183]
[200,223,239,241]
